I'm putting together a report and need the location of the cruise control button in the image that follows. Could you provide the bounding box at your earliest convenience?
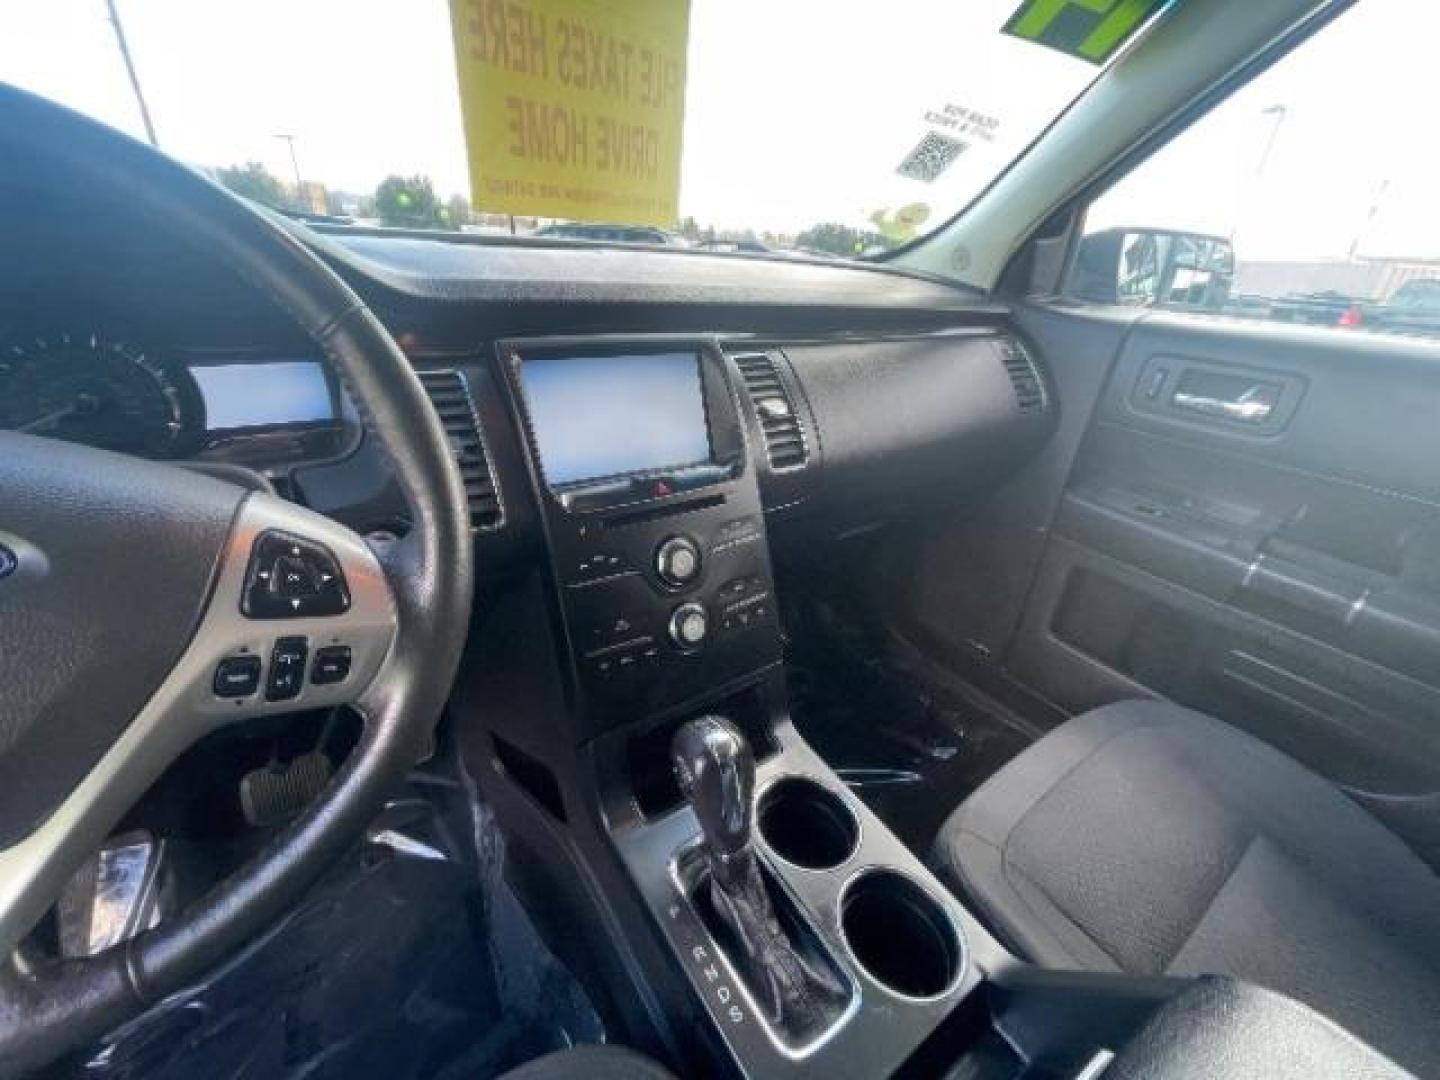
[213,655,261,698]
[242,531,350,619]
[266,636,309,701]
[311,645,352,685]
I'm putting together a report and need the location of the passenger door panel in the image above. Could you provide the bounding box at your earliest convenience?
[1007,310,1440,863]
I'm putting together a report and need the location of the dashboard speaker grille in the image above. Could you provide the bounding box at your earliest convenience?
[731,351,808,470]
[1000,338,1046,412]
[416,369,504,530]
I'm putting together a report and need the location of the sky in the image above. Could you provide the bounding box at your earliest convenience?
[1087,1,1440,261]
[0,0,1434,259]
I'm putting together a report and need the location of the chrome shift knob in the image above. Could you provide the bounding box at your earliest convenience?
[671,715,754,863]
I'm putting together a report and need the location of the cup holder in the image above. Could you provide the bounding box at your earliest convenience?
[758,777,860,870]
[840,870,962,999]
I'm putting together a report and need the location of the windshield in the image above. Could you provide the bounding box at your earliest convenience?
[2,0,1129,258]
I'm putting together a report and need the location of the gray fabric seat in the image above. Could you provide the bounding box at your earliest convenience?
[933,700,1440,1076]
[497,1045,675,1080]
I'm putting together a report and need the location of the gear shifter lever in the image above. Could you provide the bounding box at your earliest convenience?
[671,715,754,888]
[672,716,848,1044]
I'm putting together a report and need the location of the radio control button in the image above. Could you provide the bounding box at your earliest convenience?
[669,602,709,651]
[655,535,702,587]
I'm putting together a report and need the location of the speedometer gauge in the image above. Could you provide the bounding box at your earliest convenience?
[0,334,205,457]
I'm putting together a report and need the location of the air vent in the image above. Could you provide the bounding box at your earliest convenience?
[1000,338,1046,412]
[731,352,808,470]
[415,369,504,530]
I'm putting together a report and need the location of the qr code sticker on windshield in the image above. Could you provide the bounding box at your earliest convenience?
[896,131,966,183]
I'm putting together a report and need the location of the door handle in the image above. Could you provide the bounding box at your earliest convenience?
[1172,385,1277,423]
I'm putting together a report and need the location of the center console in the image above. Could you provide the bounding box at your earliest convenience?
[488,335,1000,1076]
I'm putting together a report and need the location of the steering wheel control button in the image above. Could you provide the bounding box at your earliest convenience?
[655,535,702,588]
[668,602,709,651]
[242,530,351,619]
[273,554,318,599]
[311,645,352,685]
[265,636,309,701]
[213,655,262,698]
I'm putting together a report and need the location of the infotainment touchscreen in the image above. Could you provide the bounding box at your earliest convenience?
[520,352,711,486]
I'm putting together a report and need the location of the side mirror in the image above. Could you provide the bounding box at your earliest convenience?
[1073,228,1234,310]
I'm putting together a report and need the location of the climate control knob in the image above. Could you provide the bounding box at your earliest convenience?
[655,535,702,587]
[669,602,709,651]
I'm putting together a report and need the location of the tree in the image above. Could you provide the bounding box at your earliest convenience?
[442,194,471,231]
[794,221,892,257]
[678,215,702,241]
[375,175,443,229]
[868,203,932,245]
[216,162,289,209]
[325,189,370,218]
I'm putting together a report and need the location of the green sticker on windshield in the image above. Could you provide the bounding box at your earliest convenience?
[1003,0,1167,63]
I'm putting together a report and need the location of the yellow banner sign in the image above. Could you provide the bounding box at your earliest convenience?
[448,0,691,226]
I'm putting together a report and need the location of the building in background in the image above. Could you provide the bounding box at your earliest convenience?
[1235,257,1440,304]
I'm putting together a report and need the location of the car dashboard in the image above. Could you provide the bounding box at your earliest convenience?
[304,228,1051,571]
[0,206,1067,1078]
[0,213,1050,528]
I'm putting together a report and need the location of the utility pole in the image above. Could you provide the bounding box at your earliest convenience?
[105,0,158,147]
[274,133,305,210]
[1255,104,1288,181]
[1231,104,1287,246]
[1349,178,1390,262]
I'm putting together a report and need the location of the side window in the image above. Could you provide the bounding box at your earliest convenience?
[1069,0,1436,337]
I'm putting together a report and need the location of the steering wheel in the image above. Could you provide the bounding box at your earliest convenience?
[0,87,473,1071]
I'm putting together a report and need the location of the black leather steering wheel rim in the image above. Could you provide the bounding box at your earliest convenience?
[0,86,473,1072]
